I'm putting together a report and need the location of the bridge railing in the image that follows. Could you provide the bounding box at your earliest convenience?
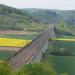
[7,31,46,61]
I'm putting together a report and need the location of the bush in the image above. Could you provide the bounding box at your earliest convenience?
[17,63,56,75]
[0,61,13,75]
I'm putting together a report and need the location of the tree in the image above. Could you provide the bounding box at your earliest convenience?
[0,61,13,75]
[17,63,56,75]
[60,73,68,75]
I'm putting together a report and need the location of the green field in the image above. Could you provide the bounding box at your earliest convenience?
[61,35,75,39]
[0,51,15,60]
[42,55,75,75]
[0,34,36,60]
[48,40,75,55]
[0,34,36,40]
[55,41,75,55]
[42,40,75,75]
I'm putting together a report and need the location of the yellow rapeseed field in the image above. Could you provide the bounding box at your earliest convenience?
[50,38,75,41]
[0,38,32,47]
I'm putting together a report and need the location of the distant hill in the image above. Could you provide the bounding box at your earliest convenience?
[22,9,75,25]
[56,10,75,25]
[21,8,75,36]
[21,9,63,24]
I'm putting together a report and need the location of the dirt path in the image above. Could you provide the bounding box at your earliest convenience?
[0,47,21,52]
[0,31,36,35]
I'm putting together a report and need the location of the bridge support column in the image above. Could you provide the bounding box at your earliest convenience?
[30,40,48,63]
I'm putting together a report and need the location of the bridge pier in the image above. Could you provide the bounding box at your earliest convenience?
[29,40,48,63]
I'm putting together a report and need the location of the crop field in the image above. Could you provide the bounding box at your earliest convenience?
[48,40,75,55]
[42,40,75,75]
[62,35,75,38]
[50,38,75,41]
[0,34,35,59]
[0,51,15,60]
[0,38,31,47]
[42,55,75,75]
[0,37,32,60]
[0,34,36,40]
[54,40,75,55]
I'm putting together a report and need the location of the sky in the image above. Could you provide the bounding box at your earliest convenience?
[0,0,75,10]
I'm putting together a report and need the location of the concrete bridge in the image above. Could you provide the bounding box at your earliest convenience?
[8,25,54,69]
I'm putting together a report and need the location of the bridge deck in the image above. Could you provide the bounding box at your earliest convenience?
[9,31,49,69]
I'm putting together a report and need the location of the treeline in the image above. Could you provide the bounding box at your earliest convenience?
[54,22,75,37]
[45,40,75,56]
[0,61,68,75]
[0,4,25,15]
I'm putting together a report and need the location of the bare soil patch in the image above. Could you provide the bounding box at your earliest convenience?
[0,31,36,35]
[0,47,21,52]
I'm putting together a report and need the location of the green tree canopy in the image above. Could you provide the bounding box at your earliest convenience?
[17,63,56,75]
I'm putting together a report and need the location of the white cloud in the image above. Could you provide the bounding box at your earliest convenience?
[0,0,75,10]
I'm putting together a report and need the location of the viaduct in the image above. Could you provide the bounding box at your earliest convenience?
[8,25,54,69]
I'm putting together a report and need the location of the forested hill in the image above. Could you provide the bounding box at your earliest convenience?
[0,4,75,33]
[56,10,75,25]
[22,9,75,25]
[0,4,47,31]
[22,9,75,36]
[23,9,75,36]
[0,4,25,15]
[21,9,63,24]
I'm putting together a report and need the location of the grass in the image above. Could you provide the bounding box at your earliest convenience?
[0,34,36,40]
[0,51,15,60]
[53,40,75,55]
[50,38,75,41]
[42,55,75,75]
[42,40,75,75]
[48,40,75,55]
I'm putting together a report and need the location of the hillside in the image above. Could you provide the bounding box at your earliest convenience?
[22,9,63,24]
[22,9,75,25]
[0,4,48,32]
[22,8,75,37]
[0,4,75,35]
[56,10,75,25]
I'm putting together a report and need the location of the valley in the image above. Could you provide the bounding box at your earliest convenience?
[0,4,75,75]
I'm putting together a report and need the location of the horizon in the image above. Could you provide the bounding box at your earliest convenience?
[0,0,75,10]
[1,4,75,11]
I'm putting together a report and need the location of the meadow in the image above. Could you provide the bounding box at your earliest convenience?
[0,51,15,59]
[0,34,36,40]
[42,55,75,75]
[42,40,75,75]
[48,40,75,55]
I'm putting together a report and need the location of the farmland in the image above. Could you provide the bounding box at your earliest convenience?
[50,38,75,41]
[42,55,75,75]
[0,51,15,59]
[0,34,36,40]
[0,38,31,47]
[0,37,31,59]
[0,34,35,60]
[1,4,75,75]
[42,40,75,75]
